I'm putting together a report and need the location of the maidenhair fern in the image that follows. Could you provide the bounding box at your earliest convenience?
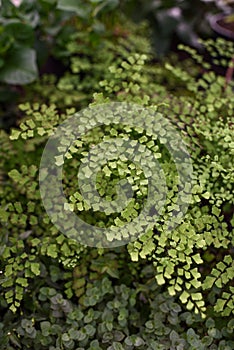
[0,36,233,323]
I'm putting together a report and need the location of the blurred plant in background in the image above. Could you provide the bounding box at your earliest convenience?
[124,0,234,56]
[0,0,122,128]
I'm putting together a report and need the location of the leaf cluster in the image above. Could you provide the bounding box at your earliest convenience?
[0,11,234,349]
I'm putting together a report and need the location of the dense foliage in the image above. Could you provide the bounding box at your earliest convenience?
[0,1,234,349]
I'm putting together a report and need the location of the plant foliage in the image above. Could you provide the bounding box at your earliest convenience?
[0,4,233,349]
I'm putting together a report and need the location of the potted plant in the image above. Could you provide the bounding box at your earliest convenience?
[208,1,234,87]
[210,12,234,40]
